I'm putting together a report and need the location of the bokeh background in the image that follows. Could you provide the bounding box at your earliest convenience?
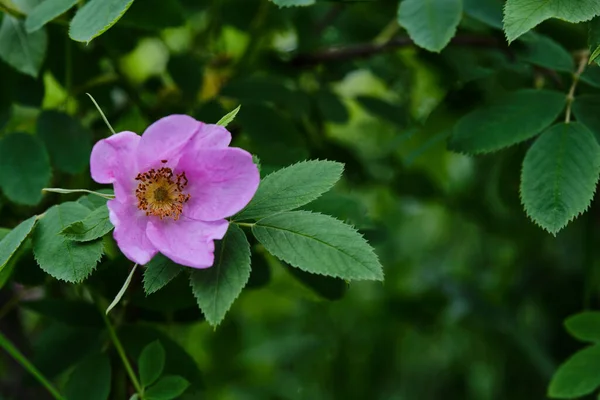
[0,0,597,399]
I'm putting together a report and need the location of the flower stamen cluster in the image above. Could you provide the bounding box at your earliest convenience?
[135,165,190,220]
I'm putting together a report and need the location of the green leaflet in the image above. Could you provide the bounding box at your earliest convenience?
[269,0,315,7]
[145,376,190,400]
[216,105,241,127]
[139,341,165,388]
[0,216,37,273]
[504,0,600,43]
[516,33,575,73]
[61,204,113,242]
[565,312,600,343]
[33,202,104,283]
[589,16,600,65]
[235,160,344,221]
[464,0,503,29]
[572,95,600,144]
[0,15,47,77]
[25,0,79,33]
[143,254,183,295]
[252,211,383,281]
[64,353,112,400]
[37,110,93,174]
[548,344,600,398]
[521,123,600,234]
[397,0,462,52]
[190,224,251,327]
[0,133,51,205]
[450,90,566,154]
[69,0,135,43]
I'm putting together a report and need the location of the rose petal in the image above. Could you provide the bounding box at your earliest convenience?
[146,217,229,269]
[178,147,260,221]
[90,131,140,198]
[108,199,157,265]
[185,123,231,153]
[136,115,201,171]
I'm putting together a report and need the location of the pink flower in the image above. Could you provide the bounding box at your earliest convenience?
[90,115,259,268]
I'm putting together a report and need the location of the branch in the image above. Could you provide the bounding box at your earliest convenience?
[291,35,505,66]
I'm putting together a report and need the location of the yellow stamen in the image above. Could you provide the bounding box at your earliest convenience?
[135,166,190,220]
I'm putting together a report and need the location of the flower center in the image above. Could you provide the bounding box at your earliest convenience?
[135,166,190,220]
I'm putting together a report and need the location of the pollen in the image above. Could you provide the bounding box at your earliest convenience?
[135,166,190,220]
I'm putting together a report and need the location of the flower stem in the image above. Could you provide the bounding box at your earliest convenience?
[86,93,116,135]
[565,52,589,123]
[100,304,144,398]
[105,264,138,315]
[0,331,65,400]
[42,188,115,199]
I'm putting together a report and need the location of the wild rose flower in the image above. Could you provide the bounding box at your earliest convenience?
[90,115,259,268]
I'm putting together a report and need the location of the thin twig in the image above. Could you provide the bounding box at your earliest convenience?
[565,52,590,123]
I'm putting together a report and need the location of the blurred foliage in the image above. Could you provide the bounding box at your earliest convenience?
[1,0,600,399]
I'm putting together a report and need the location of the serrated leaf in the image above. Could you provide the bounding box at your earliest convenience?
[77,192,111,211]
[521,123,600,234]
[216,105,240,127]
[504,0,600,43]
[64,353,112,400]
[25,0,79,33]
[61,205,113,242]
[589,16,600,64]
[573,95,600,144]
[516,33,575,73]
[0,133,51,205]
[69,0,135,43]
[269,0,315,7]
[252,211,383,281]
[450,90,565,154]
[235,160,344,221]
[139,340,165,388]
[143,254,183,295]
[565,312,600,343]
[0,15,47,77]
[145,375,190,400]
[190,224,250,327]
[0,216,37,273]
[548,344,600,398]
[397,0,462,52]
[33,202,104,282]
[37,110,92,174]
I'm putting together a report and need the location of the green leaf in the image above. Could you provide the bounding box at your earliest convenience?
[78,192,111,211]
[450,90,565,154]
[269,0,315,7]
[21,299,103,327]
[548,344,600,398]
[565,312,600,343]
[0,15,47,77]
[37,110,92,174]
[235,160,344,221]
[504,0,600,43]
[464,0,503,29]
[521,123,600,234]
[580,67,600,89]
[25,0,79,33]
[145,375,190,400]
[0,133,51,205]
[573,95,600,144]
[33,202,104,282]
[61,205,113,242]
[516,33,575,73]
[64,353,112,400]
[216,105,241,127]
[252,211,383,281]
[397,0,462,52]
[315,90,349,124]
[69,0,135,43]
[190,224,251,327]
[589,16,600,64]
[0,216,37,274]
[143,254,183,295]
[139,340,165,388]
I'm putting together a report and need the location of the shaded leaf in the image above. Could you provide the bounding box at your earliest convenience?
[573,95,600,144]
[516,33,574,73]
[253,211,383,281]
[61,205,113,242]
[548,344,600,398]
[65,353,112,400]
[521,123,600,234]
[464,0,503,29]
[143,254,183,295]
[0,133,51,205]
[0,216,37,273]
[25,0,78,33]
[0,15,47,77]
[190,224,251,327]
[139,340,165,388]
[69,0,135,43]
[565,312,600,343]
[589,16,600,64]
[21,299,102,327]
[145,376,190,400]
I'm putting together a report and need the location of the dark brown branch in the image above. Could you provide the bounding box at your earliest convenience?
[291,35,504,66]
